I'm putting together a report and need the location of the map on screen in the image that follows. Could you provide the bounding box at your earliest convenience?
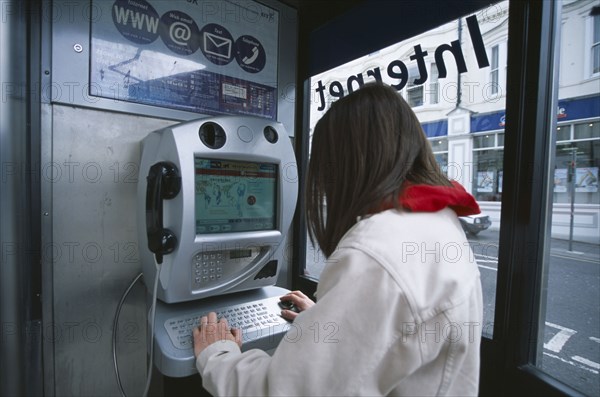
[194,157,277,234]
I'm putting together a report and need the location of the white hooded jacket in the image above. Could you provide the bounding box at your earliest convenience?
[197,207,483,396]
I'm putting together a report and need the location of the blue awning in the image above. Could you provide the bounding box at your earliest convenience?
[469,94,600,133]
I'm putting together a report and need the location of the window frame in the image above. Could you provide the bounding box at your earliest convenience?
[487,0,586,394]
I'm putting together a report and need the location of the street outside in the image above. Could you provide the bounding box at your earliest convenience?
[472,229,599,396]
[305,228,600,396]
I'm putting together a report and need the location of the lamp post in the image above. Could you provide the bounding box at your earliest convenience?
[568,149,576,252]
[561,147,583,252]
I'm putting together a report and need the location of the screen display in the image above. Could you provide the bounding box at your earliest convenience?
[194,158,277,234]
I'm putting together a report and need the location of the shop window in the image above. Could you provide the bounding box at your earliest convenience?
[553,139,600,205]
[556,124,571,141]
[430,137,448,174]
[473,148,504,202]
[472,131,504,202]
[430,137,448,152]
[435,153,449,175]
[473,133,496,149]
[574,120,600,140]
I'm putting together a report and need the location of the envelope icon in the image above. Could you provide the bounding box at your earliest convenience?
[204,32,232,59]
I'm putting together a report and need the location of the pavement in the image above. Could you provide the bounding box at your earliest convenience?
[550,238,600,263]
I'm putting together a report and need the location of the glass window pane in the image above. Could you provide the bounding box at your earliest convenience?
[491,70,499,94]
[407,68,424,107]
[305,2,509,340]
[593,44,600,74]
[594,15,600,74]
[407,86,424,107]
[491,45,500,94]
[435,152,449,175]
[556,125,571,141]
[574,121,600,140]
[430,138,448,152]
[473,134,496,149]
[537,2,600,396]
[497,133,505,147]
[472,149,503,201]
[430,63,439,104]
[554,141,600,204]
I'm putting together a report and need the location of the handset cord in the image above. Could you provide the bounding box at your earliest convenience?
[112,272,143,397]
[142,261,160,397]
[112,262,160,397]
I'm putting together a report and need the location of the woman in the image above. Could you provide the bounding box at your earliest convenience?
[194,83,483,396]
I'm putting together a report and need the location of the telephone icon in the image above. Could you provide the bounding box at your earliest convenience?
[242,47,259,65]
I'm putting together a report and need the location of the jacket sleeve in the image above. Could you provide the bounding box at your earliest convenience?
[196,247,423,396]
[197,340,272,395]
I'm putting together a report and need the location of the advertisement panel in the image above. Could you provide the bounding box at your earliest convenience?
[90,0,279,119]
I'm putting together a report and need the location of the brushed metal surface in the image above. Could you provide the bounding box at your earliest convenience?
[49,105,174,396]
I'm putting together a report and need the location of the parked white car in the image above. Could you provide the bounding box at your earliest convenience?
[459,213,492,236]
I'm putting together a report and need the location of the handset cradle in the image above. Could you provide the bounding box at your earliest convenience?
[146,161,181,264]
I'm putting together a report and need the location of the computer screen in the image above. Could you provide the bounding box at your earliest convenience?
[194,157,278,235]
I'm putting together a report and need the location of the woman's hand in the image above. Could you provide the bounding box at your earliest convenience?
[193,312,242,358]
[280,290,315,321]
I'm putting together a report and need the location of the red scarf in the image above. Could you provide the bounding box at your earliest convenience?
[379,181,480,216]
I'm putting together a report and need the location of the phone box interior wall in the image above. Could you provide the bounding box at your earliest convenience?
[43,1,297,394]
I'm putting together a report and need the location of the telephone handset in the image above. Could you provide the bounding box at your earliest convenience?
[146,162,181,264]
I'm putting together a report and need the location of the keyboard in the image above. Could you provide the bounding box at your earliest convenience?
[164,295,289,350]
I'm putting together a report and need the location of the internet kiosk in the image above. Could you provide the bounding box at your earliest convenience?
[137,116,298,377]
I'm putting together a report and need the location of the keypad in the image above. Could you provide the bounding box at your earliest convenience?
[191,251,224,286]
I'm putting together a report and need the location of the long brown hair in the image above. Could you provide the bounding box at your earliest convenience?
[306,83,451,257]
